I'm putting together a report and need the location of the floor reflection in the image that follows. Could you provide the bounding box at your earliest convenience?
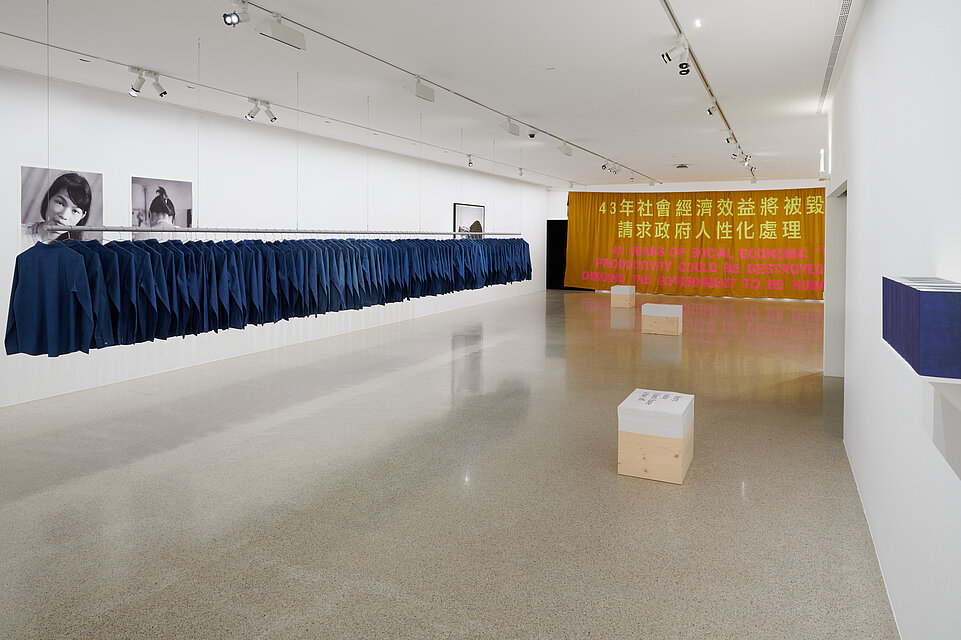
[565,292,824,404]
[0,290,896,639]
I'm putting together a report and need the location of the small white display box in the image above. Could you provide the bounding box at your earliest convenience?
[610,285,636,308]
[641,303,683,335]
[617,389,694,484]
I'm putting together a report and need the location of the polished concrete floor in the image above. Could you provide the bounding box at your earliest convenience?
[0,291,898,639]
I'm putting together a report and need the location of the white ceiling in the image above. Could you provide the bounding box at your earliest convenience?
[0,0,857,188]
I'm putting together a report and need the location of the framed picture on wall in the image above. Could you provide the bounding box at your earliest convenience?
[454,202,485,237]
[132,176,194,237]
[20,166,104,250]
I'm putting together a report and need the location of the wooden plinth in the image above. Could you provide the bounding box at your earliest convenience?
[617,425,693,484]
[642,315,682,335]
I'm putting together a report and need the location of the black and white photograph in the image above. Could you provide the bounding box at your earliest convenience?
[20,166,104,249]
[453,202,484,237]
[132,176,193,235]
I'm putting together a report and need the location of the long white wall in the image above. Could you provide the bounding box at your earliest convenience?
[0,68,547,408]
[830,0,961,637]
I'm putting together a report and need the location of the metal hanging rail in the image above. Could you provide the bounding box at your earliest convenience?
[46,225,521,237]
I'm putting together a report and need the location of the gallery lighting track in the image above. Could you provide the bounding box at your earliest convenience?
[4,31,584,187]
[658,0,756,180]
[230,1,658,184]
[1,30,590,188]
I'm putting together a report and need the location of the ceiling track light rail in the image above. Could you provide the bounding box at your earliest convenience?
[5,30,589,186]
[10,13,653,186]
[657,0,756,179]
[234,0,658,184]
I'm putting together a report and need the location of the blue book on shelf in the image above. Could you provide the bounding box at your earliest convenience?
[882,276,961,379]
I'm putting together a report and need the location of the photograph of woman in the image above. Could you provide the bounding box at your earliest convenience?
[20,167,103,249]
[149,186,175,222]
[132,176,193,238]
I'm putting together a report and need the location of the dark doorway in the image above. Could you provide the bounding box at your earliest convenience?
[546,219,579,290]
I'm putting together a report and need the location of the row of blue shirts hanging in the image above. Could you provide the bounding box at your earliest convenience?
[5,237,532,357]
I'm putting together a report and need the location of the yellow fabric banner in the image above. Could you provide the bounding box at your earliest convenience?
[564,188,825,300]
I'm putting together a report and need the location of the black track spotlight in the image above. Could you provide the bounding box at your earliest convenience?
[223,0,250,27]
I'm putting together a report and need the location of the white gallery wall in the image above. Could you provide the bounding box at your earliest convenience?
[830,0,961,637]
[0,68,547,408]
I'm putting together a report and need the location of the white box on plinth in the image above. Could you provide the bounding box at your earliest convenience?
[641,303,683,335]
[611,285,635,308]
[617,389,694,484]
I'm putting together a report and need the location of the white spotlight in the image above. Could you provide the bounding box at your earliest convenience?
[725,131,735,144]
[149,73,167,98]
[263,104,277,122]
[128,68,145,97]
[405,75,435,103]
[558,141,573,157]
[223,0,250,26]
[499,117,520,136]
[467,154,473,168]
[245,99,261,121]
[707,102,717,116]
[649,179,656,187]
[661,36,688,64]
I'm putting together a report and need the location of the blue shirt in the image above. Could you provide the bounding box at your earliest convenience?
[5,242,95,357]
